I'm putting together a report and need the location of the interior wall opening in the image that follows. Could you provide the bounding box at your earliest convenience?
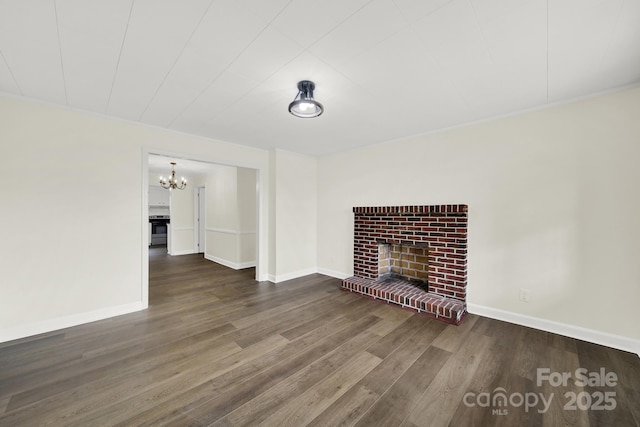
[144,151,262,307]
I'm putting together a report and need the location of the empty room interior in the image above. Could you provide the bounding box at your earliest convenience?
[1,1,639,426]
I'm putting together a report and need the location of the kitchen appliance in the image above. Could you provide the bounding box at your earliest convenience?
[150,215,170,245]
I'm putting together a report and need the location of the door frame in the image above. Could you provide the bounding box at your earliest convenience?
[142,147,265,309]
[194,185,206,254]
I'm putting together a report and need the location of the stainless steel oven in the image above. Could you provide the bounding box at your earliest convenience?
[150,215,170,245]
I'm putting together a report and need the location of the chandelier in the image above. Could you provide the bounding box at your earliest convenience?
[159,162,187,190]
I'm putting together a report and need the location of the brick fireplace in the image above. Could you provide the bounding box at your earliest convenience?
[342,205,468,324]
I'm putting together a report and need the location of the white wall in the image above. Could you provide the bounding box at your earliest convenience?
[237,168,257,265]
[167,174,198,255]
[317,87,640,352]
[0,95,268,342]
[270,149,318,282]
[206,165,238,265]
[204,165,256,269]
[268,151,277,274]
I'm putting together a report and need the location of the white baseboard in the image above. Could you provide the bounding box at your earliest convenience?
[204,254,256,270]
[0,301,146,344]
[267,267,318,283]
[467,303,640,357]
[317,268,351,280]
[237,261,257,269]
[169,249,196,256]
[265,267,350,283]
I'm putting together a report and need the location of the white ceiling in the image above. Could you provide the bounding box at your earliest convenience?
[148,153,221,179]
[1,0,639,156]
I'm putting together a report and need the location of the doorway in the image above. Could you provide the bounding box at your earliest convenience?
[143,150,264,308]
[195,186,205,254]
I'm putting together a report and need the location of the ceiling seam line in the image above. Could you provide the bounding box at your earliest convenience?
[307,2,420,102]
[137,0,218,122]
[419,0,456,21]
[304,0,376,52]
[53,0,68,105]
[599,0,627,84]
[408,11,474,115]
[467,0,495,66]
[166,0,297,127]
[0,49,23,95]
[325,0,454,83]
[106,0,135,114]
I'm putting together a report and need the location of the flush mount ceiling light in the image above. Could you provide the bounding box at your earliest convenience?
[159,162,187,190]
[288,80,323,118]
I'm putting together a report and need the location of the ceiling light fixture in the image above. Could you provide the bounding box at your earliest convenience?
[159,162,187,190]
[288,80,323,118]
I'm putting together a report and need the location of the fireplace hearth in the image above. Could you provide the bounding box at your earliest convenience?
[342,205,468,325]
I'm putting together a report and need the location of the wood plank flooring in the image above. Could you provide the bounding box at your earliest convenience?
[1,247,639,426]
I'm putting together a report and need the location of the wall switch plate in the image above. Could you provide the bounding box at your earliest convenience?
[519,288,531,302]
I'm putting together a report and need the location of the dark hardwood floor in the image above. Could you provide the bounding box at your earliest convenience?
[1,248,638,426]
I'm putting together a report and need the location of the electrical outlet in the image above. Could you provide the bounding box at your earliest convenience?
[519,288,531,302]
